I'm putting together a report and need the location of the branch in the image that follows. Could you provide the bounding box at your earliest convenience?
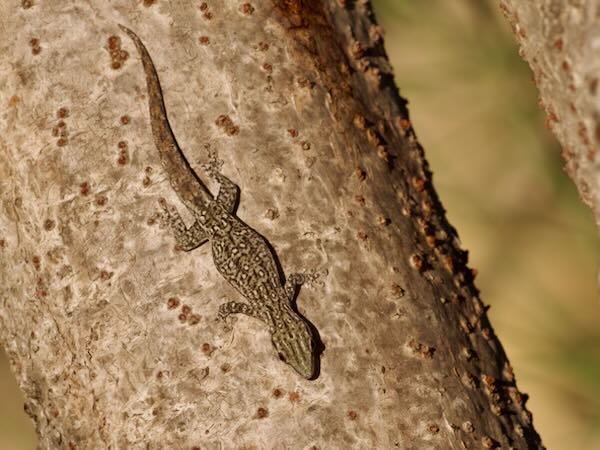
[501,0,600,227]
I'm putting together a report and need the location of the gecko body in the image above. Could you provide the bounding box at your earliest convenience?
[118,25,318,379]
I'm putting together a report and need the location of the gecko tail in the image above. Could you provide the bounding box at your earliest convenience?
[117,23,214,207]
[117,24,169,144]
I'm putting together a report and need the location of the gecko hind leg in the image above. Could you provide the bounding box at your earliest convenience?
[203,149,239,213]
[214,174,239,213]
[159,198,208,251]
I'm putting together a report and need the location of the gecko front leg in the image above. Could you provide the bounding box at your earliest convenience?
[217,301,268,327]
[285,273,307,302]
[284,272,321,302]
[217,300,254,320]
[218,301,278,335]
[159,198,208,251]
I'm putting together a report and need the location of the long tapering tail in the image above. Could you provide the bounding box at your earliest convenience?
[118,24,213,207]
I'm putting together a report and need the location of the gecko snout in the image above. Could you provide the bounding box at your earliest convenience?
[271,321,317,380]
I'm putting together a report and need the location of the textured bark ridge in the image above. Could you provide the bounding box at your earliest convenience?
[501,1,600,229]
[0,1,543,449]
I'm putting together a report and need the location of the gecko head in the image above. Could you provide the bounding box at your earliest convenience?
[271,314,317,380]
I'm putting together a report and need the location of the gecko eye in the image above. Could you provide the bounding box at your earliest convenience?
[278,352,287,362]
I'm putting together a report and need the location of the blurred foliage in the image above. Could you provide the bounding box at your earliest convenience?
[1,1,599,449]
[371,0,600,448]
[0,351,36,449]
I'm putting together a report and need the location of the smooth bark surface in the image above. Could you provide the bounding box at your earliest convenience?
[501,0,600,229]
[0,1,542,448]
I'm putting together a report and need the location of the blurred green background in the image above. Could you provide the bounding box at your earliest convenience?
[1,1,599,448]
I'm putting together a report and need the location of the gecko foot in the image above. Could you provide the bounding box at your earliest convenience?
[289,270,321,287]
[157,197,174,228]
[284,270,321,301]
[157,197,208,251]
[202,148,224,180]
[157,197,179,228]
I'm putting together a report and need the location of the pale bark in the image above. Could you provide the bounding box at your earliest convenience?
[0,1,542,449]
[500,0,600,229]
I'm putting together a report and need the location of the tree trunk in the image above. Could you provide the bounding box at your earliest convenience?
[0,1,543,448]
[500,0,600,229]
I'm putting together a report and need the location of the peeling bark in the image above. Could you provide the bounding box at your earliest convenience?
[500,0,600,229]
[0,1,542,449]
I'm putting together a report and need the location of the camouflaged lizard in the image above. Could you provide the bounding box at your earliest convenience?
[119,25,318,379]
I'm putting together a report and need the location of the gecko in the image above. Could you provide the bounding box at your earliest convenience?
[118,25,319,379]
